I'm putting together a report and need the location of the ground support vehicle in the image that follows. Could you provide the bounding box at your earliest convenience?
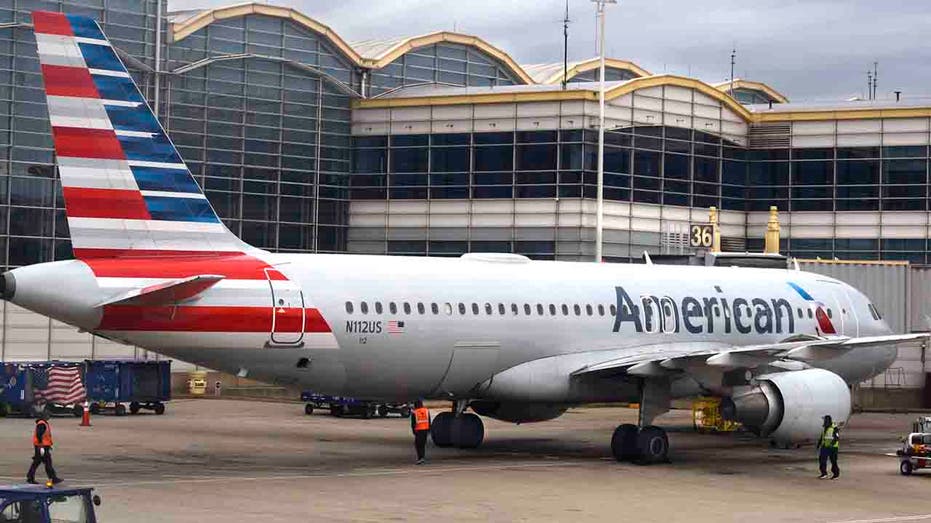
[301,392,411,419]
[0,362,85,418]
[0,484,101,522]
[897,417,931,475]
[84,360,171,416]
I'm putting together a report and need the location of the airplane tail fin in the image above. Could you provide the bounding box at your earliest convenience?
[32,11,249,259]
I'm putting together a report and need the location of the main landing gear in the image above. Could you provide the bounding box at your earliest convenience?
[430,400,484,449]
[611,377,671,465]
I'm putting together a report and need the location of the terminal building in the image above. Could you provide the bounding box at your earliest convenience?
[1,1,930,403]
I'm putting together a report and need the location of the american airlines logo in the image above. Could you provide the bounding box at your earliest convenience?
[612,285,802,335]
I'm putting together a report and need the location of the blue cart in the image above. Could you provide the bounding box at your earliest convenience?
[0,362,85,418]
[84,360,171,416]
[0,484,101,522]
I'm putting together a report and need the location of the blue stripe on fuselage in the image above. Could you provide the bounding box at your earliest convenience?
[143,196,219,223]
[130,166,202,193]
[787,281,814,301]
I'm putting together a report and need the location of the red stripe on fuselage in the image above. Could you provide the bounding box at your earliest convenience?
[98,305,331,333]
[33,11,74,36]
[53,127,124,160]
[40,65,99,98]
[82,254,288,280]
[62,187,151,220]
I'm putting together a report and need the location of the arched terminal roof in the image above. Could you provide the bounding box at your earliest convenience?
[713,79,789,104]
[523,58,651,84]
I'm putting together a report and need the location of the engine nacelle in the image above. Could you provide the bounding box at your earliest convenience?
[720,368,851,444]
[470,400,568,423]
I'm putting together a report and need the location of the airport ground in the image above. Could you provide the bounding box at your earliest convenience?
[2,400,931,522]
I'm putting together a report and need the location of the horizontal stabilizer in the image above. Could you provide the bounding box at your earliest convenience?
[96,274,224,307]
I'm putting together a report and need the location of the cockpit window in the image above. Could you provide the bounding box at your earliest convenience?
[868,303,882,321]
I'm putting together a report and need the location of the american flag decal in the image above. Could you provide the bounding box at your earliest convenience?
[387,320,405,334]
[33,366,86,405]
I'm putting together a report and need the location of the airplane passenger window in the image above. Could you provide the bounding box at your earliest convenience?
[471,303,479,315]
[458,303,466,315]
[827,309,833,318]
[360,302,369,314]
[586,304,593,316]
[433,303,440,314]
[598,304,605,316]
[389,302,397,314]
[524,304,531,315]
[511,303,519,315]
[573,304,581,316]
[561,304,569,316]
[444,303,452,315]
[549,304,556,315]
[403,302,412,314]
[345,302,353,314]
[797,308,803,318]
[417,303,426,314]
[498,303,505,315]
[485,303,493,315]
[536,304,544,315]
[610,304,617,316]
[808,308,813,318]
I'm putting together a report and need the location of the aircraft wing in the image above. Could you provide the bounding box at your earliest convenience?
[96,274,225,307]
[571,333,928,378]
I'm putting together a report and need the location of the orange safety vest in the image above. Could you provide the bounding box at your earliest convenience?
[413,407,430,431]
[33,420,52,447]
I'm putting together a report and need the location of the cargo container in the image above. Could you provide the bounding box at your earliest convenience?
[84,360,171,416]
[0,362,85,418]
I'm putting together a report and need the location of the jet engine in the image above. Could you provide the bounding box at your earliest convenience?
[720,368,851,444]
[470,400,568,423]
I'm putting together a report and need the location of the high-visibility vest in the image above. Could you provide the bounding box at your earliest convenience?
[33,420,52,447]
[413,407,430,431]
[820,424,839,449]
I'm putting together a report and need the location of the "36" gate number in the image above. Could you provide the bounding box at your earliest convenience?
[690,224,713,248]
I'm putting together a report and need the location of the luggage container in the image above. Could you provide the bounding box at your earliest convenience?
[84,360,171,416]
[0,362,85,418]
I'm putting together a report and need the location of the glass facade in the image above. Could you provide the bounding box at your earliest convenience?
[353,126,739,210]
[369,43,521,94]
[567,67,639,83]
[732,88,776,105]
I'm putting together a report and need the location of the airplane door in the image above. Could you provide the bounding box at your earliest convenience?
[265,268,305,346]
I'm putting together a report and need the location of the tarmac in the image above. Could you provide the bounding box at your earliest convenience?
[2,399,931,522]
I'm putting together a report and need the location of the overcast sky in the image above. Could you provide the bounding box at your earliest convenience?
[169,0,931,103]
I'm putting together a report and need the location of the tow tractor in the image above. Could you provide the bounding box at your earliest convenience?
[0,484,101,522]
[896,416,931,475]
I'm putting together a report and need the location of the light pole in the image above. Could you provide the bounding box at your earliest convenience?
[592,0,615,262]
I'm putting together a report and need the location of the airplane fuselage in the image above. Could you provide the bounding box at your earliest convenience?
[5,253,896,404]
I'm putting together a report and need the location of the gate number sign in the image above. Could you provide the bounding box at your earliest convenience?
[690,224,713,248]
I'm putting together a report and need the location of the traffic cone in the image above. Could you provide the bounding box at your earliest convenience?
[80,401,91,427]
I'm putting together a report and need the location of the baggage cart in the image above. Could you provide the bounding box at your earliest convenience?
[300,391,411,419]
[84,360,171,416]
[0,362,85,418]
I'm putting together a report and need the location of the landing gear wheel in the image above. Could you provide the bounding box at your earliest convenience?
[611,424,639,462]
[89,403,101,415]
[129,402,141,415]
[304,404,314,416]
[114,403,127,416]
[153,402,165,415]
[452,413,484,449]
[378,405,389,418]
[635,426,669,465]
[901,460,913,476]
[430,412,454,447]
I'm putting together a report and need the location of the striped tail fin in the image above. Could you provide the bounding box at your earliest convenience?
[32,11,250,260]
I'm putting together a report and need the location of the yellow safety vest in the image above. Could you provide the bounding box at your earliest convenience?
[820,424,839,449]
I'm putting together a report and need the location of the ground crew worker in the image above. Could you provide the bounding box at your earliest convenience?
[411,400,431,465]
[26,415,62,485]
[817,414,840,479]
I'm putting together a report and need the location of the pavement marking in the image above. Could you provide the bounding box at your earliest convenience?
[828,515,931,523]
[73,461,591,489]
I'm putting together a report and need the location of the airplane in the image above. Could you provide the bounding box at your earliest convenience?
[3,10,924,464]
